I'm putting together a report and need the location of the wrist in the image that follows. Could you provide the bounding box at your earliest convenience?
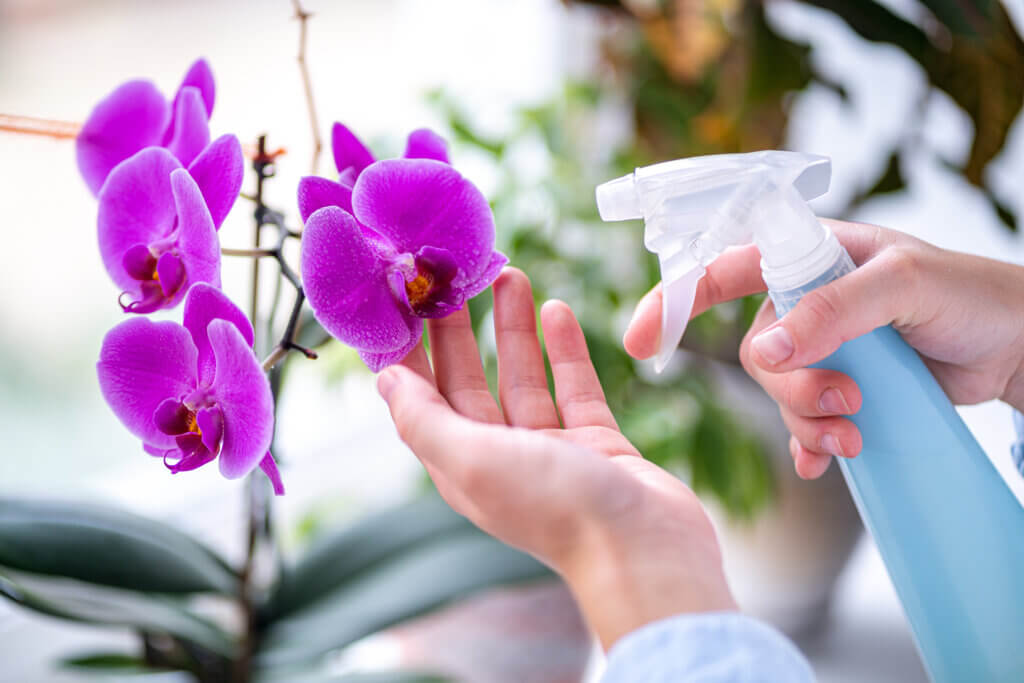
[559,521,738,650]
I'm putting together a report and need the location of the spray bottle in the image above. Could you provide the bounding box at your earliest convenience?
[596,151,1024,682]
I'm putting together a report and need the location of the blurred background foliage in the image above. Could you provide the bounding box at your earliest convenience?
[421,0,1024,517]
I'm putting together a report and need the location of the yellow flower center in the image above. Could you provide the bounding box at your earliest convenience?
[186,413,202,436]
[405,271,435,308]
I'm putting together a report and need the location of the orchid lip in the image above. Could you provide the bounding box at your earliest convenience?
[385,246,462,318]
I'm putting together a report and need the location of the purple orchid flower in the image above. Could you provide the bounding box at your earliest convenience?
[300,157,507,371]
[295,123,451,222]
[98,134,243,313]
[97,283,283,494]
[77,58,216,196]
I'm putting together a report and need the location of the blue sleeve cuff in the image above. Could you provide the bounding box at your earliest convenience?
[602,611,815,683]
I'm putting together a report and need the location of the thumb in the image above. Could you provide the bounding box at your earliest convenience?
[748,253,917,372]
[378,365,464,464]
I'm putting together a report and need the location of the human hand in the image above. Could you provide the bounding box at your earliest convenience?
[624,219,1024,479]
[377,268,736,648]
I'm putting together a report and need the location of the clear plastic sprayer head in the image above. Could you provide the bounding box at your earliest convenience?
[596,151,832,372]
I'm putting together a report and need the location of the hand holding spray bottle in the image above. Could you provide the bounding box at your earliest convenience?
[597,151,1024,682]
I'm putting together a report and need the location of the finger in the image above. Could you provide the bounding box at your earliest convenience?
[377,366,481,517]
[399,341,435,386]
[821,218,890,265]
[623,244,765,360]
[778,407,863,460]
[622,220,895,361]
[378,364,488,487]
[741,307,862,418]
[691,243,766,318]
[427,307,503,424]
[494,268,561,429]
[790,436,833,480]
[541,300,620,430]
[746,248,925,373]
[623,284,662,360]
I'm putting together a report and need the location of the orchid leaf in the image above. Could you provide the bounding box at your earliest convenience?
[0,570,237,657]
[258,532,550,667]
[267,494,473,620]
[60,652,168,674]
[0,498,236,594]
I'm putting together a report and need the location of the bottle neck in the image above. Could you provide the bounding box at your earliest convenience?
[767,231,856,317]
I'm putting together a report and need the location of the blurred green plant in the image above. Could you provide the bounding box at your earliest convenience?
[572,0,1023,228]
[0,495,546,682]
[430,84,776,519]
[426,0,1023,518]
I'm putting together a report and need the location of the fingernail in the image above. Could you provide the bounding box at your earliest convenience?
[820,433,845,458]
[751,326,794,364]
[819,387,851,415]
[377,368,398,400]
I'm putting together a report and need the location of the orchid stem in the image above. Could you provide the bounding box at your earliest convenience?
[222,247,277,257]
[0,113,82,139]
[292,0,322,174]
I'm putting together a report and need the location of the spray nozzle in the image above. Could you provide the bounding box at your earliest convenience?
[596,151,833,372]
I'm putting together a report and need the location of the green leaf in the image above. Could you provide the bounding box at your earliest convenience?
[797,0,932,61]
[917,0,993,37]
[864,150,906,196]
[258,532,550,667]
[0,498,237,594]
[267,494,473,620]
[60,652,164,674]
[0,570,237,657]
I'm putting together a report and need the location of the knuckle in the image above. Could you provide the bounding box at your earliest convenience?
[799,287,844,331]
[881,246,922,292]
[781,373,801,412]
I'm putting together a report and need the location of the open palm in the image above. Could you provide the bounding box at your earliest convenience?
[379,268,734,647]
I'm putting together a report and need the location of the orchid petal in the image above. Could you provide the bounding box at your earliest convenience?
[331,122,375,175]
[338,167,358,187]
[172,169,221,298]
[187,134,243,229]
[120,281,169,315]
[183,283,255,386]
[259,453,285,496]
[297,175,353,223]
[352,159,496,288]
[459,250,509,300]
[97,148,181,291]
[122,244,156,281]
[166,436,216,473]
[154,398,191,435]
[156,252,186,298]
[196,406,224,455]
[300,206,415,353]
[208,320,274,479]
[76,80,170,196]
[165,87,210,168]
[176,58,216,119]
[357,322,422,372]
[404,128,450,164]
[97,318,197,449]
[144,443,175,458]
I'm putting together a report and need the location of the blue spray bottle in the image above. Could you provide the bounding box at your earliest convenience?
[596,151,1024,682]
